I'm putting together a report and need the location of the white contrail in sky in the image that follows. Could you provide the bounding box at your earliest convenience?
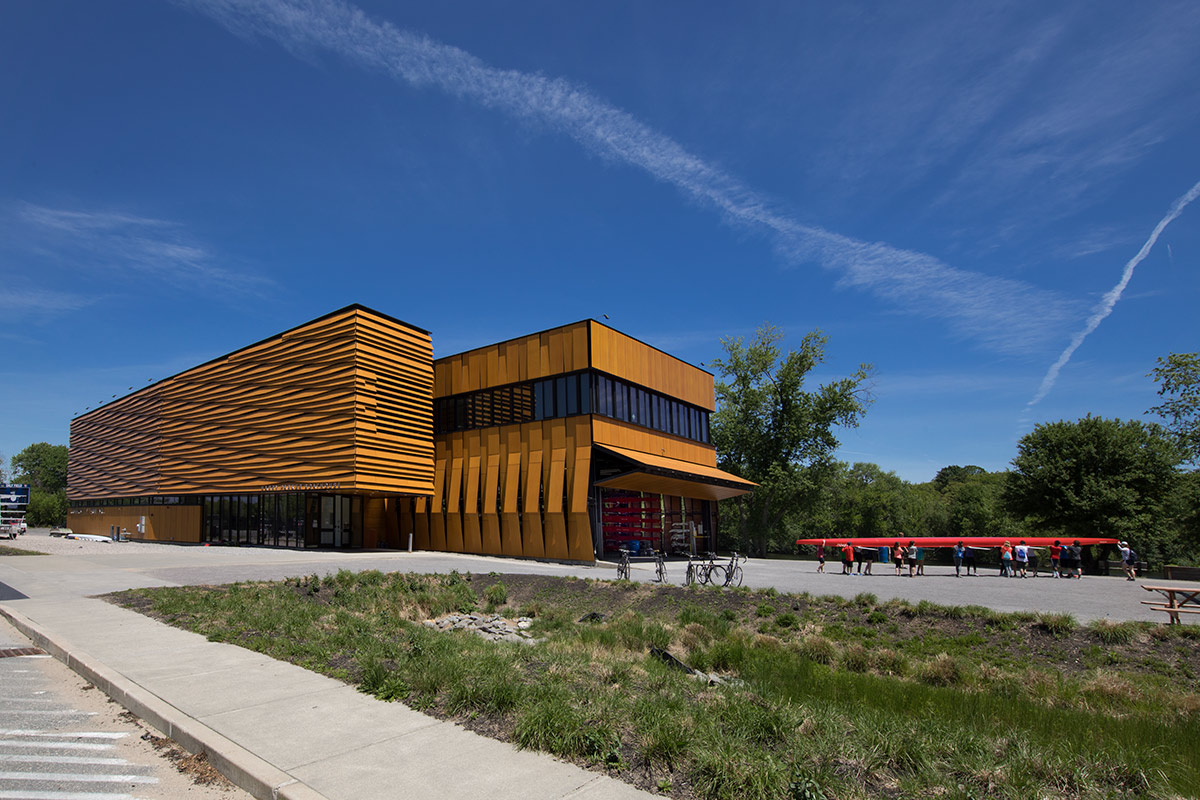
[1027,178,1200,408]
[180,0,1075,355]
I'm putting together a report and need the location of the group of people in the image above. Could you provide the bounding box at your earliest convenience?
[813,538,1139,580]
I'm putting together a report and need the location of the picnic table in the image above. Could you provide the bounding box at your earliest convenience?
[1141,584,1200,624]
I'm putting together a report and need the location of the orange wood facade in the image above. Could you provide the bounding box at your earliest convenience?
[67,311,749,558]
[67,505,203,543]
[409,320,745,562]
[67,306,434,500]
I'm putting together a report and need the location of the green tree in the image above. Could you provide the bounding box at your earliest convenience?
[1148,352,1200,466]
[24,489,67,527]
[831,462,910,539]
[711,325,872,556]
[1163,471,1200,564]
[10,443,69,493]
[944,471,1026,540]
[1003,416,1181,557]
[931,464,986,493]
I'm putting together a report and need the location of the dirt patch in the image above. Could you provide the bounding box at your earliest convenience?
[143,730,233,787]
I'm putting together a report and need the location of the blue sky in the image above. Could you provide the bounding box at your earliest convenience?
[2,0,1198,483]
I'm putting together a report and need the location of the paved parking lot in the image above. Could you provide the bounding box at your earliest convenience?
[0,529,1180,623]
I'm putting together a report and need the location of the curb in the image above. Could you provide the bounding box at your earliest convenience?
[0,604,330,800]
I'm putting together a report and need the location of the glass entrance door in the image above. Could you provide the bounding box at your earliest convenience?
[318,495,356,548]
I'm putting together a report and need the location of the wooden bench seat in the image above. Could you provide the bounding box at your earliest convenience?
[1146,605,1200,624]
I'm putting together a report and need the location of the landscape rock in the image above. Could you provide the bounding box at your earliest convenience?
[424,612,542,645]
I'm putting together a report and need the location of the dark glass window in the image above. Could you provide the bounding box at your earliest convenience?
[533,381,547,421]
[579,373,592,414]
[566,375,579,416]
[432,369,710,444]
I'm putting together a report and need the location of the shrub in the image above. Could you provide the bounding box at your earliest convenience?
[756,602,776,617]
[775,613,799,630]
[797,635,837,665]
[1036,613,1077,638]
[840,644,871,673]
[484,581,508,609]
[919,653,964,686]
[1089,619,1137,645]
[872,648,908,676]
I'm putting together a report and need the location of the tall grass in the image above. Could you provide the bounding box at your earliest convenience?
[112,571,1200,800]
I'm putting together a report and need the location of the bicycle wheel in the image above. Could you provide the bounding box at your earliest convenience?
[656,560,667,583]
[726,566,743,587]
[685,564,696,586]
[618,560,630,580]
[705,565,725,586]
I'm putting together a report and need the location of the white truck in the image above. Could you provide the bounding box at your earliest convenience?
[1,485,30,539]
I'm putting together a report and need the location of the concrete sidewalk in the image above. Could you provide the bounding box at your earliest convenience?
[0,597,649,800]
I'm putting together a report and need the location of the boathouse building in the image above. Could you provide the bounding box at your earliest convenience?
[65,305,753,561]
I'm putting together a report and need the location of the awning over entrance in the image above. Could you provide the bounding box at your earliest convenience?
[593,444,756,501]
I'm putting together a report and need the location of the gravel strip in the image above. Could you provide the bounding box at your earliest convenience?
[5,529,191,558]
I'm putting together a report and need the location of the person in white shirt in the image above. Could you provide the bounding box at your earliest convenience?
[1015,541,1029,578]
[1118,541,1137,581]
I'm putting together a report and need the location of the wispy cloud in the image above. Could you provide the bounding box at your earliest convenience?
[1027,178,1200,409]
[0,287,93,319]
[933,5,1200,224]
[180,0,1075,355]
[14,203,271,292]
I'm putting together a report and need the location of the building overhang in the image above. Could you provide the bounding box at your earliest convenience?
[592,444,756,501]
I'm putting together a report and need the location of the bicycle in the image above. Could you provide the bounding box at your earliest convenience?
[653,549,667,583]
[616,548,631,581]
[722,551,746,587]
[689,552,724,586]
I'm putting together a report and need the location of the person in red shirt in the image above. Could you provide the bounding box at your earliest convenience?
[841,543,854,574]
[1049,540,1062,578]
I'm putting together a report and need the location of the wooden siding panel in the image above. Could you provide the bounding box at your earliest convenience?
[501,452,521,515]
[483,451,500,514]
[592,417,719,467]
[463,449,482,553]
[67,505,201,543]
[567,512,593,562]
[587,321,713,410]
[68,308,434,499]
[544,448,567,559]
[523,440,544,558]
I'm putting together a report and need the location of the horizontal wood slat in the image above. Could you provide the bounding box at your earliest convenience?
[68,307,434,499]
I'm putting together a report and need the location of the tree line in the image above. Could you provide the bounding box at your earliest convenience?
[713,327,1199,567]
[3,442,69,527]
[4,341,1196,562]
